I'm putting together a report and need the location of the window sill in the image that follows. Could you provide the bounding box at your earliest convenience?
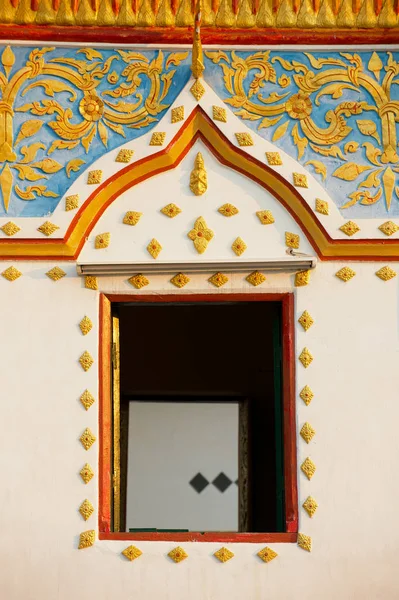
[99,531,297,543]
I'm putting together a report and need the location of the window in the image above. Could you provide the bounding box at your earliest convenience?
[99,294,298,543]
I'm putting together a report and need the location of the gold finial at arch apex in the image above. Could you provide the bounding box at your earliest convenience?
[191,0,204,79]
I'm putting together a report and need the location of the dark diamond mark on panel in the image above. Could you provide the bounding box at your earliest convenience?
[190,473,209,493]
[212,472,232,493]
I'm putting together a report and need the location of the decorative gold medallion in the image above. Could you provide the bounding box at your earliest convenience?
[65,194,79,211]
[168,546,188,563]
[299,347,313,368]
[190,79,205,100]
[128,274,149,289]
[335,267,356,282]
[161,204,181,218]
[87,170,102,184]
[2,266,21,281]
[122,545,143,561]
[80,390,95,411]
[95,232,110,249]
[303,496,318,518]
[257,547,278,563]
[293,172,308,188]
[37,221,59,237]
[218,203,238,217]
[171,106,184,123]
[265,152,282,166]
[79,499,94,521]
[212,106,227,123]
[85,276,98,291]
[80,463,94,484]
[79,316,93,336]
[256,210,274,225]
[209,272,228,288]
[147,238,162,259]
[376,266,396,281]
[188,216,214,254]
[298,310,314,331]
[285,232,300,249]
[150,132,166,146]
[315,198,329,215]
[232,237,247,256]
[190,152,207,196]
[214,547,234,563]
[298,533,312,552]
[79,351,94,372]
[300,385,314,406]
[78,530,95,550]
[301,457,316,480]
[116,149,134,163]
[123,211,142,226]
[80,428,96,451]
[170,273,190,288]
[46,266,66,281]
[1,221,20,236]
[295,270,311,287]
[300,422,316,444]
[339,221,360,237]
[379,221,398,236]
[246,271,266,286]
[235,132,253,147]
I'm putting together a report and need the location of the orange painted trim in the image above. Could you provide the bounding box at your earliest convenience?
[99,293,112,534]
[2,107,399,261]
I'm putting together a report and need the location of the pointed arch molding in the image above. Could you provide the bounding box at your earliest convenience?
[1,107,399,261]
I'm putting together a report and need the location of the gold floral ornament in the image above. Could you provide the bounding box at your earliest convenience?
[190,79,205,101]
[80,428,96,451]
[78,530,95,550]
[299,347,313,368]
[79,316,93,336]
[1,222,20,236]
[79,499,94,521]
[87,170,102,185]
[213,106,227,123]
[218,203,238,217]
[37,221,59,237]
[379,221,398,236]
[301,457,316,480]
[79,351,94,372]
[149,132,166,146]
[257,547,278,563]
[147,238,162,259]
[285,232,300,249]
[79,92,104,122]
[161,204,181,218]
[80,390,95,411]
[298,310,314,331]
[214,547,234,563]
[85,276,98,291]
[80,463,94,484]
[188,217,214,254]
[235,133,253,147]
[171,273,190,288]
[46,267,66,281]
[265,152,282,166]
[209,272,228,288]
[171,106,184,123]
[123,211,142,226]
[293,173,308,188]
[246,271,266,286]
[256,210,274,225]
[335,267,356,282]
[303,496,318,518]
[95,232,110,249]
[295,270,311,287]
[232,237,247,256]
[128,274,149,289]
[376,266,397,281]
[286,92,312,120]
[339,221,360,237]
[168,546,188,563]
[300,385,314,406]
[116,149,134,163]
[2,266,21,281]
[65,194,79,211]
[300,422,316,444]
[190,152,207,196]
[315,199,329,216]
[297,533,312,553]
[122,546,143,562]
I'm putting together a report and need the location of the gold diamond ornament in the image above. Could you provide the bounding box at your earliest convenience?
[123,211,142,226]
[232,237,247,256]
[190,79,205,100]
[80,390,95,411]
[300,422,316,444]
[376,266,396,281]
[209,272,228,288]
[293,172,308,188]
[128,274,149,289]
[170,273,190,288]
[79,351,94,372]
[95,232,110,249]
[213,106,227,122]
[299,347,313,368]
[246,271,266,286]
[256,210,274,225]
[122,545,143,561]
[147,238,162,259]
[188,216,214,254]
[2,266,22,281]
[80,428,96,451]
[161,203,181,218]
[78,530,95,549]
[300,385,314,406]
[168,546,188,563]
[257,547,278,563]
[38,221,59,236]
[46,267,66,281]
[116,148,134,163]
[150,132,166,146]
[87,170,102,184]
[379,221,398,236]
[301,457,316,480]
[340,221,360,237]
[218,203,238,217]
[285,231,300,249]
[1,221,20,236]
[214,547,234,563]
[79,316,93,336]
[80,463,94,484]
[235,132,253,146]
[295,270,311,287]
[303,496,318,518]
[85,276,98,290]
[315,198,329,215]
[298,533,312,552]
[265,152,282,166]
[171,106,184,123]
[65,194,79,211]
[298,310,314,331]
[335,267,356,282]
[79,499,94,521]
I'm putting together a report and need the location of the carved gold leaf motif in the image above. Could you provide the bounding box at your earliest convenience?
[299,347,313,368]
[188,216,213,254]
[80,390,95,411]
[209,272,228,287]
[256,210,274,225]
[218,203,238,217]
[37,221,59,237]
[285,232,300,249]
[79,351,94,372]
[298,310,314,331]
[300,422,316,444]
[161,204,181,218]
[171,106,184,123]
[315,198,329,215]
[147,238,162,259]
[123,211,142,226]
[301,457,316,480]
[80,463,94,484]
[212,106,227,123]
[80,428,96,451]
[170,273,190,288]
[149,132,166,146]
[189,152,207,196]
[190,79,205,100]
[85,276,98,291]
[122,546,143,561]
[335,267,356,282]
[46,266,66,281]
[79,499,94,521]
[128,274,149,289]
[79,316,93,336]
[246,271,265,286]
[168,546,188,563]
[1,221,20,236]
[2,266,21,281]
[293,172,308,188]
[0,165,13,212]
[95,232,110,249]
[300,385,314,406]
[257,547,278,563]
[298,533,312,552]
[378,221,398,236]
[87,170,102,185]
[265,152,282,166]
[339,221,360,236]
[116,149,134,163]
[232,237,247,256]
[375,266,397,281]
[214,547,234,562]
[78,530,95,550]
[235,133,253,147]
[65,194,79,211]
[295,270,311,287]
[303,496,318,518]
